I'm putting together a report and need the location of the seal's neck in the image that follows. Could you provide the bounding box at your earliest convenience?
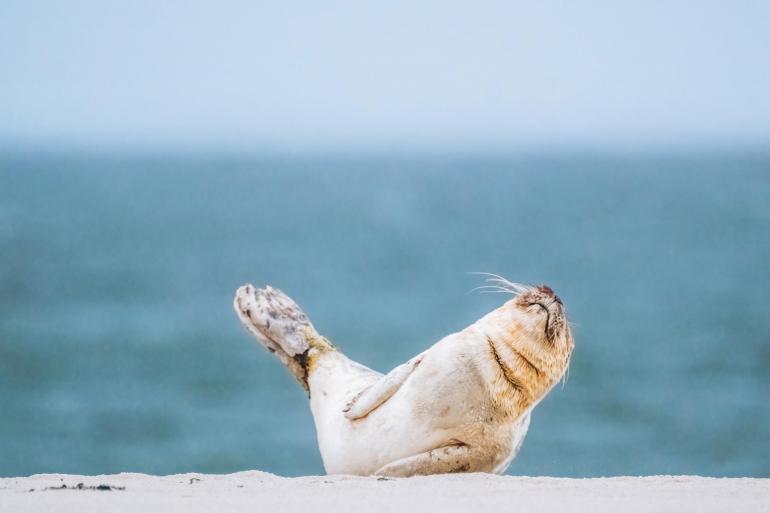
[468,302,562,415]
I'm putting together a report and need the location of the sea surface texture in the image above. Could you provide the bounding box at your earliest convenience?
[1,153,768,477]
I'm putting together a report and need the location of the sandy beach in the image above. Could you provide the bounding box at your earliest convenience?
[1,472,767,513]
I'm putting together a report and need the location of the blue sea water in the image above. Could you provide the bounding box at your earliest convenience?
[1,152,768,477]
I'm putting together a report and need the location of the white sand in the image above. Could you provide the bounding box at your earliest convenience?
[1,472,767,513]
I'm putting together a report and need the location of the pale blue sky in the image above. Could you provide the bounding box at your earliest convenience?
[1,1,769,152]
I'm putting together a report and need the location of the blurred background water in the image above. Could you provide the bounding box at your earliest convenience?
[1,151,768,477]
[3,0,770,479]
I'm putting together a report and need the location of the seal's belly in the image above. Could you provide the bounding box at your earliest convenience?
[312,345,506,475]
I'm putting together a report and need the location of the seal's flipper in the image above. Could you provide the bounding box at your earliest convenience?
[234,284,331,391]
[342,355,423,420]
[374,442,473,477]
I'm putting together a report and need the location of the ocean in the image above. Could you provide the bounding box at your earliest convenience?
[1,151,768,477]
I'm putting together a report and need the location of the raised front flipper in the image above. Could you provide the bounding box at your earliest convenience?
[234,284,333,391]
[374,442,475,477]
[342,355,423,420]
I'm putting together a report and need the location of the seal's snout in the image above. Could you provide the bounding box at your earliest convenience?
[535,285,562,306]
[519,285,563,312]
[513,284,568,345]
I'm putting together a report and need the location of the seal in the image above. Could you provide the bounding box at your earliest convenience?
[233,276,574,476]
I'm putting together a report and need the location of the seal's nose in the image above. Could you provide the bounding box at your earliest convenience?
[536,285,562,305]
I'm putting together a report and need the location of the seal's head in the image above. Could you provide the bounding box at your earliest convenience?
[475,276,574,412]
[514,285,572,355]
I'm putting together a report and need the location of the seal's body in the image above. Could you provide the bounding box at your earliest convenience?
[234,279,573,477]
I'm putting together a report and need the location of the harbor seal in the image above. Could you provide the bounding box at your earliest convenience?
[233,276,574,476]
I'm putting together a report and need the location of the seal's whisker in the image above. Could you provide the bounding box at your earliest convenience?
[561,355,572,387]
[468,271,512,282]
[468,284,516,295]
[485,278,522,293]
[469,284,509,291]
[485,278,532,295]
[467,272,533,296]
